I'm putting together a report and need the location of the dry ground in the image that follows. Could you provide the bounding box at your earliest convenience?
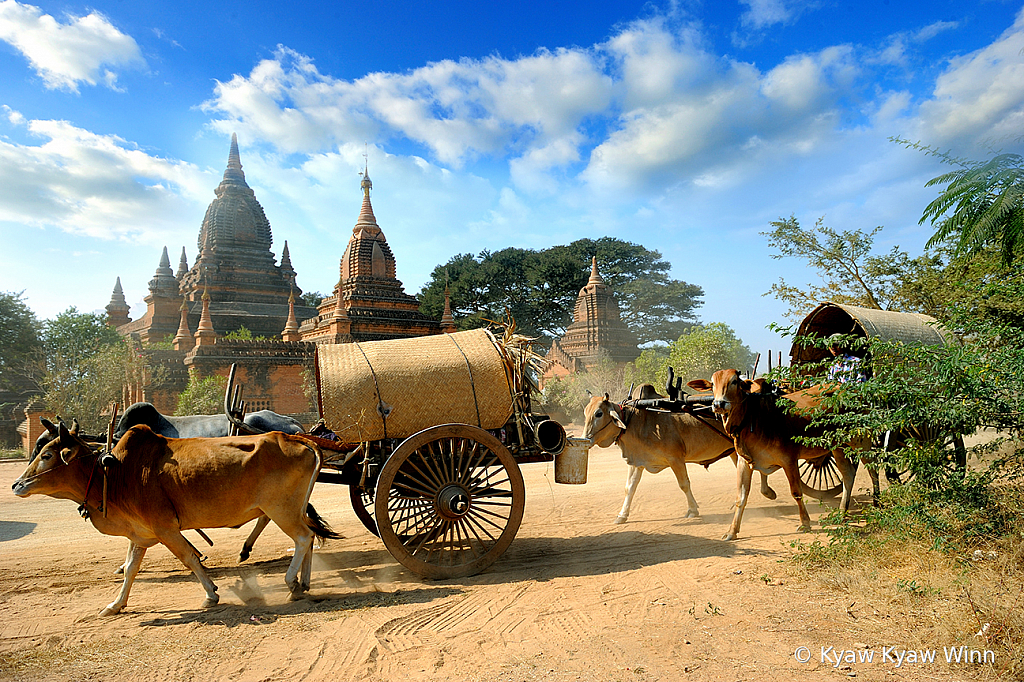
[0,440,1000,682]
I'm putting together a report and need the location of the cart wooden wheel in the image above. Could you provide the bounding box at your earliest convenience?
[374,423,525,579]
[349,485,379,537]
[799,454,844,499]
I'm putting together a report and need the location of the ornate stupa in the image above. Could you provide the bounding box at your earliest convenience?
[299,163,440,343]
[111,135,317,343]
[542,257,640,384]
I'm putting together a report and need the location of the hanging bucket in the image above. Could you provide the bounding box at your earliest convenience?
[555,437,591,484]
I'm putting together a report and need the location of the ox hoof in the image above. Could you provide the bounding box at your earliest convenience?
[114,565,125,575]
[721,532,738,541]
[238,549,250,563]
[202,596,220,608]
[614,516,628,524]
[684,510,700,519]
[99,604,122,617]
[798,524,812,533]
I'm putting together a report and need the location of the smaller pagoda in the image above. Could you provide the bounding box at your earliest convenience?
[299,164,440,343]
[542,257,640,384]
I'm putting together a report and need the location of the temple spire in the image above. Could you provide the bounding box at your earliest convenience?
[173,298,194,351]
[221,133,247,187]
[105,277,131,327]
[440,282,456,333]
[355,160,379,234]
[148,247,178,296]
[176,247,189,280]
[282,288,300,342]
[194,285,216,346]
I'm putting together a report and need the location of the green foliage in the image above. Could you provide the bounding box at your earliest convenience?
[42,338,144,433]
[418,238,703,345]
[174,371,228,416]
[0,291,42,393]
[41,307,121,376]
[301,291,324,308]
[223,326,268,341]
[539,355,627,423]
[894,137,1024,265]
[625,323,755,388]
[39,308,135,432]
[762,216,916,321]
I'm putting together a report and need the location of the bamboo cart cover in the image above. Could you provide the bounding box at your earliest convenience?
[315,329,517,442]
[790,302,952,366]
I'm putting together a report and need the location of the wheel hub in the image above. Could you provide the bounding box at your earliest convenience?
[437,484,471,519]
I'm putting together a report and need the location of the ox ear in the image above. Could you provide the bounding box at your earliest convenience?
[687,379,712,392]
[749,378,771,394]
[40,417,58,435]
[610,404,627,430]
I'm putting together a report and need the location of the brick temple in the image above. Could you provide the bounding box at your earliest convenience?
[541,257,639,385]
[97,137,444,423]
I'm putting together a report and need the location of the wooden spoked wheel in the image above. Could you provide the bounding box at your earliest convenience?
[374,424,525,580]
[349,485,379,537]
[799,454,844,499]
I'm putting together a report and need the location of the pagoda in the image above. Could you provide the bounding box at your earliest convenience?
[542,257,640,384]
[299,164,440,343]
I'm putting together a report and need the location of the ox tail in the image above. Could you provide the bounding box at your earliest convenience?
[305,503,343,544]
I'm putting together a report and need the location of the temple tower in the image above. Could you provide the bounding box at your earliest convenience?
[542,257,640,384]
[174,134,317,338]
[105,277,131,327]
[299,164,440,343]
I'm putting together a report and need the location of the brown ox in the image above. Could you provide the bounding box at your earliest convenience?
[687,369,860,540]
[12,423,340,616]
[582,385,777,523]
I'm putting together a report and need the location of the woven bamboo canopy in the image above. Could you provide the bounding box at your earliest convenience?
[790,302,952,367]
[315,328,518,443]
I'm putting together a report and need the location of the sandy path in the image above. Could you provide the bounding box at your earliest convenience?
[0,445,970,681]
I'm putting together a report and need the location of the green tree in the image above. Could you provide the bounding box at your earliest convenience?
[223,325,267,341]
[625,323,756,388]
[39,308,135,432]
[175,371,228,416]
[0,291,43,394]
[301,291,324,308]
[42,307,121,375]
[762,216,916,321]
[42,338,144,432]
[540,355,628,424]
[894,137,1024,265]
[419,238,703,344]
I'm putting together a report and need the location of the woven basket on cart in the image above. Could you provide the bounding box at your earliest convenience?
[315,328,517,442]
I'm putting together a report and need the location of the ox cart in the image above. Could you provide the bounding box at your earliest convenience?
[789,302,966,496]
[224,328,587,580]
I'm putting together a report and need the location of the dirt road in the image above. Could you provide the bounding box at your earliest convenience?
[0,444,971,681]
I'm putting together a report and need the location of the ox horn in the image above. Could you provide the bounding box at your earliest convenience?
[40,417,58,435]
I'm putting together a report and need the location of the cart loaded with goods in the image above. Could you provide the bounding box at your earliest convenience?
[225,327,590,579]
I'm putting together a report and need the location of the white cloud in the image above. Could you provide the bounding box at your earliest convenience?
[915,7,1024,148]
[0,0,146,92]
[738,0,794,29]
[205,45,612,170]
[0,116,209,241]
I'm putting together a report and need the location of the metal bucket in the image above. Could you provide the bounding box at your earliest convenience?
[555,437,590,484]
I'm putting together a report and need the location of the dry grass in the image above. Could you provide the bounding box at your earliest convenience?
[791,481,1024,681]
[0,447,26,460]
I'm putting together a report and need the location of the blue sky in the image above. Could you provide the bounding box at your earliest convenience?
[1,0,1022,360]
